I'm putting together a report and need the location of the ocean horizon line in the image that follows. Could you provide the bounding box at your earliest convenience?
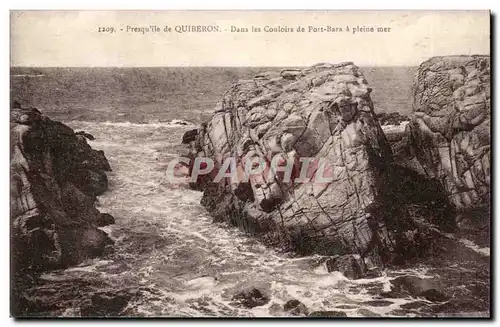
[10,65,418,69]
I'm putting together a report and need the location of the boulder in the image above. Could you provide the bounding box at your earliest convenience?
[230,287,270,308]
[182,128,199,144]
[186,62,456,266]
[75,131,95,141]
[57,227,114,267]
[325,254,366,279]
[283,299,309,316]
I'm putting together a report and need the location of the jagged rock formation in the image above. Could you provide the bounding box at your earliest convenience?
[10,106,114,315]
[184,62,455,266]
[390,55,490,226]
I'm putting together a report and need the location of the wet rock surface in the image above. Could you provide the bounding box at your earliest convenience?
[80,290,134,317]
[325,254,367,279]
[14,272,142,318]
[10,106,114,317]
[284,299,309,316]
[228,285,270,309]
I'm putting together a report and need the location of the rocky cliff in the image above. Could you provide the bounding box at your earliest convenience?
[390,55,490,229]
[184,62,456,267]
[10,106,115,315]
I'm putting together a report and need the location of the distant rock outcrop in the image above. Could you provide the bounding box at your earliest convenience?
[183,62,456,267]
[10,106,114,315]
[389,55,490,226]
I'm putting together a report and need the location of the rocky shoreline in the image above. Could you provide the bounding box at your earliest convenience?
[9,55,490,317]
[182,56,490,279]
[10,106,115,316]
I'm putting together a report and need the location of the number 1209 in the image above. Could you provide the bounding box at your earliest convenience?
[98,27,115,33]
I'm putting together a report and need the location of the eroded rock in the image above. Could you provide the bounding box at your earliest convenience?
[10,106,114,316]
[186,62,456,266]
[393,56,490,218]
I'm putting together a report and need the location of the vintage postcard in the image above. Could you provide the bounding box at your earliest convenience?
[10,10,491,318]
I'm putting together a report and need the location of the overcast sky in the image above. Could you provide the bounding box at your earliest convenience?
[10,10,490,67]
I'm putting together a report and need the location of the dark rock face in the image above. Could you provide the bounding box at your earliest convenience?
[390,56,490,220]
[325,255,366,279]
[10,107,114,316]
[97,213,116,227]
[383,275,449,302]
[230,287,270,308]
[75,131,96,141]
[284,299,309,316]
[56,228,114,267]
[80,290,133,317]
[182,128,199,144]
[186,62,456,267]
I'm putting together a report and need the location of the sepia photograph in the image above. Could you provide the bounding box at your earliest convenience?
[9,10,491,318]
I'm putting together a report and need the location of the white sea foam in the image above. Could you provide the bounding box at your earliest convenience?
[69,119,195,129]
[11,74,45,77]
[443,233,490,257]
[458,239,490,256]
[380,120,409,132]
[43,120,464,317]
